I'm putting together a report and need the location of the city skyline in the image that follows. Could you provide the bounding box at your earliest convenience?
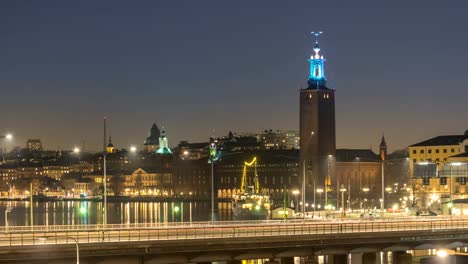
[1,1,467,152]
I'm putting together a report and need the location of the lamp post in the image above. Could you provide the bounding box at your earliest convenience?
[4,206,12,232]
[209,140,218,224]
[39,236,79,264]
[316,188,323,210]
[355,157,361,210]
[448,162,467,215]
[292,190,300,212]
[362,187,369,211]
[340,186,346,217]
[0,133,13,164]
[103,117,107,227]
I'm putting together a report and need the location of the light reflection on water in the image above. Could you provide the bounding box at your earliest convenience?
[0,200,233,226]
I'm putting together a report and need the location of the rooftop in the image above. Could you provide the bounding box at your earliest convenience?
[409,135,468,147]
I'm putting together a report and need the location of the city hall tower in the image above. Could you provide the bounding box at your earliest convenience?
[299,32,336,204]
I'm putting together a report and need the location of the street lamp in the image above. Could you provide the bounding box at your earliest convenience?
[355,157,361,210]
[1,133,13,163]
[4,206,12,232]
[362,187,369,210]
[130,146,137,153]
[292,190,300,211]
[73,147,80,154]
[209,140,219,224]
[326,155,333,208]
[38,236,79,264]
[316,188,324,209]
[448,162,467,215]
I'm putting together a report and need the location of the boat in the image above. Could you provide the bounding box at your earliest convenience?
[232,157,271,220]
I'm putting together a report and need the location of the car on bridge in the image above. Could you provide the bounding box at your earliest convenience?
[360,212,380,219]
[416,210,437,216]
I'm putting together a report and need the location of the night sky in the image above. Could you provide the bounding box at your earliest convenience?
[1,1,467,152]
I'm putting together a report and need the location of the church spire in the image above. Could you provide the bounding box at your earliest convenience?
[307,31,327,89]
[380,133,387,161]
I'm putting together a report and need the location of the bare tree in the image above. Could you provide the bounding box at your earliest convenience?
[110,174,125,196]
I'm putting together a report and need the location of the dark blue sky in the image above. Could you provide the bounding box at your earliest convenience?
[1,1,467,152]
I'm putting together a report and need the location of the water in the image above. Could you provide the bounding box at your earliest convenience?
[0,200,233,226]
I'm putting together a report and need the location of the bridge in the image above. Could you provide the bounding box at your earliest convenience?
[1,218,468,264]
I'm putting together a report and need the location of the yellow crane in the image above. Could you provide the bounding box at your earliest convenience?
[240,157,260,194]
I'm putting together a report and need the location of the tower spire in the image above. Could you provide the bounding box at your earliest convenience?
[308,31,327,89]
[380,133,387,161]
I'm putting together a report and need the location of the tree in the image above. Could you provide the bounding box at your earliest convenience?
[409,178,425,208]
[110,174,125,196]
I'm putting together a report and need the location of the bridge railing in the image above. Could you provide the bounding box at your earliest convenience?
[1,218,468,247]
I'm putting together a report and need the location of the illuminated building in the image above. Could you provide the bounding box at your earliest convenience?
[144,123,160,153]
[410,132,468,203]
[215,150,299,199]
[261,129,299,150]
[106,136,115,154]
[26,139,42,151]
[123,167,173,196]
[175,141,210,160]
[156,129,172,155]
[299,32,336,202]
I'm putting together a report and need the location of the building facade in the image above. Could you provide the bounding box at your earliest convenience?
[261,130,299,150]
[26,139,42,151]
[409,133,468,208]
[144,123,160,153]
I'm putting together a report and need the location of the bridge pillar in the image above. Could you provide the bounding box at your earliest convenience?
[350,253,362,264]
[361,253,376,264]
[328,254,347,264]
[304,256,318,264]
[392,251,411,264]
[279,257,294,264]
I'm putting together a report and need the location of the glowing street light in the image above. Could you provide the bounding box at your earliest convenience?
[73,147,80,154]
[5,134,12,140]
[292,190,300,210]
[130,146,137,153]
[436,249,448,258]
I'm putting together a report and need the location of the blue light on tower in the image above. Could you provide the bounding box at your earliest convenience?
[308,31,327,89]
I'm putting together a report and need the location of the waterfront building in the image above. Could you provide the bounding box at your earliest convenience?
[172,158,210,198]
[215,150,300,200]
[299,33,336,203]
[409,131,468,207]
[123,167,173,196]
[26,139,42,151]
[335,149,382,209]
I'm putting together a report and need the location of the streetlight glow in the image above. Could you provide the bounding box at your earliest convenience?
[436,250,448,258]
[5,134,12,140]
[130,146,137,153]
[73,147,80,153]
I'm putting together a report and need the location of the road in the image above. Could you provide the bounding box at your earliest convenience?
[0,217,467,248]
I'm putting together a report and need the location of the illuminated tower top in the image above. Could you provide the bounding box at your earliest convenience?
[307,31,327,89]
[156,129,172,155]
